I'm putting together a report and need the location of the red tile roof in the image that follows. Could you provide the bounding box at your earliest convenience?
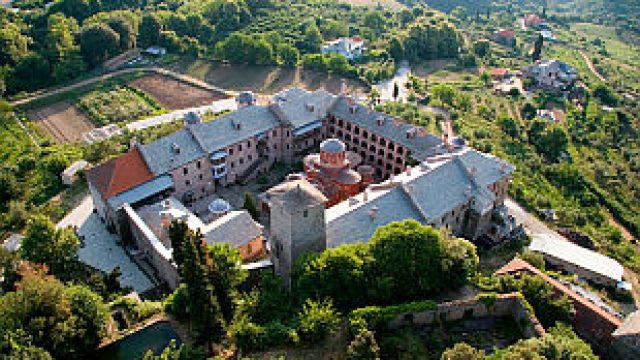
[496,258,622,349]
[524,14,544,26]
[495,29,515,38]
[85,148,154,199]
[491,68,510,77]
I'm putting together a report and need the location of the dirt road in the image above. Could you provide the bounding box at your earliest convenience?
[10,67,236,107]
[578,50,606,82]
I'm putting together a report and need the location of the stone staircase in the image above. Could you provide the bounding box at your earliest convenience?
[237,157,267,184]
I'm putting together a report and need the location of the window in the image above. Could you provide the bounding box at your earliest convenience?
[197,161,201,169]
[273,130,277,136]
[303,209,308,217]
[248,154,252,161]
[199,174,203,180]
[238,144,242,152]
[183,167,188,175]
[231,161,235,168]
[247,140,251,147]
[229,148,234,155]
[286,144,290,149]
[239,157,244,164]
[274,144,278,150]
[287,130,290,137]
[186,180,191,186]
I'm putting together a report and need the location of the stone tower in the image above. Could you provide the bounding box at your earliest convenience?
[268,176,328,285]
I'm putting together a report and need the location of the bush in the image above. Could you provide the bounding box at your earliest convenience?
[346,329,380,360]
[520,250,545,270]
[348,300,436,334]
[163,283,189,319]
[297,299,340,342]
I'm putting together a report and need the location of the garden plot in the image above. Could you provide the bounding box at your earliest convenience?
[129,74,228,110]
[26,101,95,144]
[77,86,160,125]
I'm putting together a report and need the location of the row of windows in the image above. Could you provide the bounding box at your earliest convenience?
[329,125,404,155]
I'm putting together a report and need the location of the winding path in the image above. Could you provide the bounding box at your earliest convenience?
[578,49,606,82]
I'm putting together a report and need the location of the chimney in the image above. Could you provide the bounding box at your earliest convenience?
[306,103,315,112]
[340,79,348,96]
[368,206,379,220]
[377,116,384,126]
[171,142,181,154]
[362,189,368,202]
[468,166,477,178]
[406,166,412,176]
[129,136,139,149]
[350,105,358,114]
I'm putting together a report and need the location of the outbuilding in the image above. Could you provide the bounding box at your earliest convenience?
[529,234,624,288]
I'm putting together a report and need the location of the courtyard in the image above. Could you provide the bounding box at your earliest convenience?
[57,196,155,293]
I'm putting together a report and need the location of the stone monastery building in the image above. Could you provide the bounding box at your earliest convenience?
[86,87,514,288]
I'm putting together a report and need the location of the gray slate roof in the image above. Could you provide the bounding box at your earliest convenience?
[188,105,280,154]
[329,97,442,160]
[326,186,425,247]
[271,88,336,129]
[326,148,514,247]
[138,128,205,175]
[267,178,328,209]
[202,210,263,248]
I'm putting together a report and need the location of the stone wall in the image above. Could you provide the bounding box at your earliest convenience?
[388,293,545,339]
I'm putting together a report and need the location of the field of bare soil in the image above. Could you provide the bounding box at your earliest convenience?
[26,101,94,144]
[171,60,368,97]
[129,74,227,109]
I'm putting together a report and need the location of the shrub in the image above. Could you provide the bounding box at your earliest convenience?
[346,329,380,360]
[297,299,340,342]
[348,300,436,334]
[163,283,189,319]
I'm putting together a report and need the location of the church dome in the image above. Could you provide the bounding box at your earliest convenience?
[208,198,231,214]
[320,138,346,154]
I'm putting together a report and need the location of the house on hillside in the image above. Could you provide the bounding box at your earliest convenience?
[524,14,544,28]
[492,29,516,47]
[536,109,565,123]
[522,59,578,91]
[321,36,365,60]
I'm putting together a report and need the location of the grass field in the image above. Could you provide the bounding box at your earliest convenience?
[77,86,161,125]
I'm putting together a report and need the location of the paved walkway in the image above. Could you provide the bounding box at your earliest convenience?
[126,98,237,131]
[505,197,565,241]
[375,60,411,103]
[57,196,154,293]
